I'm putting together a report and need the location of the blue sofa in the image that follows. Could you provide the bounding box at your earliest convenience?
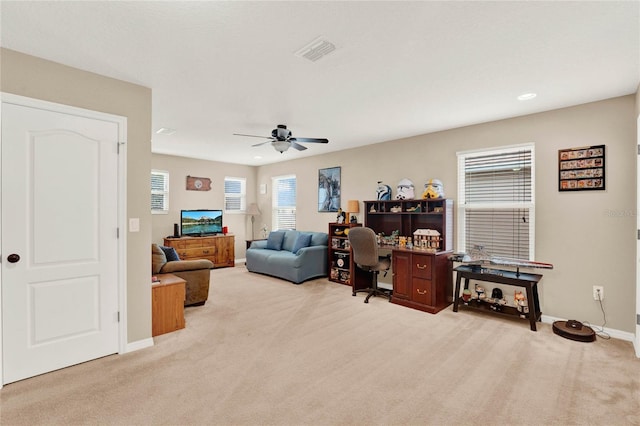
[246,230,328,284]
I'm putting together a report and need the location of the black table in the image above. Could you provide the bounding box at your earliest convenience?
[453,265,543,331]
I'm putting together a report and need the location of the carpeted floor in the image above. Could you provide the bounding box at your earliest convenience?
[1,266,639,425]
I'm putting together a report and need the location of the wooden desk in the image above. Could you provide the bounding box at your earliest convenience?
[152,273,186,337]
[453,265,543,331]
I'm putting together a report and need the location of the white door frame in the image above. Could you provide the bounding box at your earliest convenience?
[636,113,640,358]
[0,93,128,387]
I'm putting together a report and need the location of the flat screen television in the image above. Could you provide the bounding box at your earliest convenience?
[181,209,223,237]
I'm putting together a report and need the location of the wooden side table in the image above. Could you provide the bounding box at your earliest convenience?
[453,265,543,331]
[152,273,186,337]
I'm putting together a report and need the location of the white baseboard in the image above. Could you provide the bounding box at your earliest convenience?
[235,258,246,265]
[541,315,635,342]
[124,337,154,353]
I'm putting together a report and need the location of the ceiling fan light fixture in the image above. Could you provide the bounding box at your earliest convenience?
[272,141,290,153]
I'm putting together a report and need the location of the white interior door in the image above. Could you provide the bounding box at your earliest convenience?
[1,100,121,384]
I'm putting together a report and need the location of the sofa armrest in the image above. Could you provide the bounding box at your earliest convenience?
[160,259,213,273]
[295,245,327,258]
[249,240,268,249]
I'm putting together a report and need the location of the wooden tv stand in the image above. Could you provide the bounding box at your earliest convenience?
[163,235,235,268]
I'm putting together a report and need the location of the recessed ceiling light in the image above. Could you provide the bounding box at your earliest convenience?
[517,93,537,101]
[155,127,176,135]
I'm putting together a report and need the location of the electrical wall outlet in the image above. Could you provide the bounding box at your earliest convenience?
[593,285,604,301]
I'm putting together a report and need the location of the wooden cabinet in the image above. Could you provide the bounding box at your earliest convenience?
[362,198,454,314]
[328,222,361,286]
[364,198,453,251]
[152,274,186,337]
[163,235,235,268]
[391,249,453,314]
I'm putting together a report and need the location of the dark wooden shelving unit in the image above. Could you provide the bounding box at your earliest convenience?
[328,222,362,286]
[363,198,453,251]
[362,198,454,314]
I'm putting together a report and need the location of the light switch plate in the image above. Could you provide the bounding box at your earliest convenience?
[129,218,140,232]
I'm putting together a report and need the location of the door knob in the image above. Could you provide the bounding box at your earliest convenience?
[7,253,20,263]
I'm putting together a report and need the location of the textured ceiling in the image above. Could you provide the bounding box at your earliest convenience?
[1,1,639,166]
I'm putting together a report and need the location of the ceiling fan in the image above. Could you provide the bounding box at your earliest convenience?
[233,124,329,153]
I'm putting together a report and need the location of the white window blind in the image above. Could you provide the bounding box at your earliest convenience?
[272,175,296,230]
[457,145,535,259]
[151,169,169,214]
[224,177,246,212]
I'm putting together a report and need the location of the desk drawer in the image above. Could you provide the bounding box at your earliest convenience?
[412,254,432,279]
[412,278,433,305]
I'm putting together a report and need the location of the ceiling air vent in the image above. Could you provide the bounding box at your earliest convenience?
[295,37,336,62]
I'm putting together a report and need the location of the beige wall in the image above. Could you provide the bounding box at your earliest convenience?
[1,48,153,343]
[151,154,256,257]
[257,96,637,332]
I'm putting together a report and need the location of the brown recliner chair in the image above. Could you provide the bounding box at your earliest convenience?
[152,244,213,306]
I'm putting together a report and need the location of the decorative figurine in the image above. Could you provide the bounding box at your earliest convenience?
[475,284,486,299]
[421,178,445,199]
[336,208,346,224]
[376,181,392,200]
[514,291,528,315]
[395,178,415,200]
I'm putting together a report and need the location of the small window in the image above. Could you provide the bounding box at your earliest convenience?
[457,145,535,259]
[272,175,296,230]
[224,177,246,212]
[151,169,169,214]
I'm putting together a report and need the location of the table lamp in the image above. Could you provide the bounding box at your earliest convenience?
[347,199,360,224]
[247,203,261,240]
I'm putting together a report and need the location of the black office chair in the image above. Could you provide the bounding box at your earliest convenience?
[347,227,392,303]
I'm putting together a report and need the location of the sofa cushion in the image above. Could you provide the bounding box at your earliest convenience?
[310,232,329,246]
[160,245,180,261]
[266,231,285,250]
[281,230,299,252]
[151,243,167,274]
[292,233,312,254]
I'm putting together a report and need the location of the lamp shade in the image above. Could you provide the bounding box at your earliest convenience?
[347,200,359,213]
[247,203,261,216]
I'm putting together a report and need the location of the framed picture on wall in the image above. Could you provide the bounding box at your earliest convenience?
[318,166,341,212]
[558,145,605,191]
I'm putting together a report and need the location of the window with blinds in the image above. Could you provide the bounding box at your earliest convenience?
[151,169,169,214]
[457,145,535,259]
[272,175,296,230]
[224,177,246,212]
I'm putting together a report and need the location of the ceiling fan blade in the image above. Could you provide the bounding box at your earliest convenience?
[251,140,272,147]
[290,137,329,144]
[233,133,272,139]
[291,141,308,151]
